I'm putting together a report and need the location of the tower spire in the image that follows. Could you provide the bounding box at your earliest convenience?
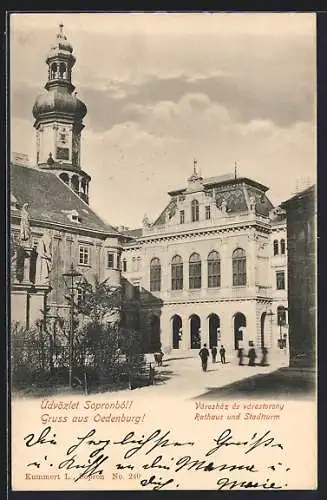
[32,24,90,204]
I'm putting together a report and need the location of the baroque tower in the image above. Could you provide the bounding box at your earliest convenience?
[32,24,91,204]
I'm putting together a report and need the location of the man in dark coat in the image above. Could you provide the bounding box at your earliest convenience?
[219,345,226,364]
[248,343,257,366]
[211,346,218,363]
[237,347,244,366]
[199,344,210,372]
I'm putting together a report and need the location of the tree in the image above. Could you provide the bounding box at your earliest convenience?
[77,276,122,326]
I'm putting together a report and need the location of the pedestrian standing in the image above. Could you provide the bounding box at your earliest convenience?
[260,347,268,366]
[248,343,257,366]
[211,346,217,363]
[219,345,226,364]
[199,344,210,372]
[237,347,244,366]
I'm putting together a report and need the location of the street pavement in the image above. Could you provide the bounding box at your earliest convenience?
[115,355,277,400]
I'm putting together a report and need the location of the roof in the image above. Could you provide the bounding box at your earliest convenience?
[10,163,119,235]
[281,184,316,208]
[153,175,274,226]
[120,228,143,238]
[168,174,269,195]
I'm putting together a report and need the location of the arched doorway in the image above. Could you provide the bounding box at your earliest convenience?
[260,312,267,348]
[172,315,182,349]
[149,315,161,353]
[190,314,201,349]
[208,314,220,348]
[234,312,246,349]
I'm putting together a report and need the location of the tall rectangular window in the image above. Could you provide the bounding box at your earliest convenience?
[189,253,201,289]
[150,258,161,291]
[171,256,183,290]
[79,246,89,265]
[276,271,285,290]
[232,248,246,286]
[205,205,211,220]
[207,251,220,288]
[191,200,199,222]
[180,210,185,224]
[107,252,114,269]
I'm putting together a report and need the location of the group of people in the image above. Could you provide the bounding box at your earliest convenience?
[199,342,269,372]
[237,343,269,367]
[198,344,226,372]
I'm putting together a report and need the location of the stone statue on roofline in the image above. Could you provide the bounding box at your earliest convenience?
[221,198,227,215]
[249,195,256,213]
[19,203,32,247]
[142,214,151,228]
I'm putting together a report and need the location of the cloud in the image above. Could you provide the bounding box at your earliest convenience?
[10,13,316,228]
[79,94,315,227]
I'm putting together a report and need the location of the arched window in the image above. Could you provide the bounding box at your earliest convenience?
[277,306,287,326]
[50,62,57,79]
[189,253,201,289]
[171,255,183,290]
[207,250,221,288]
[191,199,199,222]
[150,258,161,291]
[232,248,246,286]
[273,239,279,255]
[280,239,286,255]
[59,62,66,79]
[71,175,79,194]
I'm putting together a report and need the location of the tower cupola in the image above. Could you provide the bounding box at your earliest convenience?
[32,24,91,204]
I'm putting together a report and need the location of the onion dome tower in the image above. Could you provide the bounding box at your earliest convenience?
[32,24,91,204]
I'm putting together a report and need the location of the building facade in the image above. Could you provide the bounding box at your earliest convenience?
[11,25,122,328]
[121,168,288,364]
[281,185,316,367]
[11,25,289,367]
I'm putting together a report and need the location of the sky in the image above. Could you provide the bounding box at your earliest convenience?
[10,13,316,229]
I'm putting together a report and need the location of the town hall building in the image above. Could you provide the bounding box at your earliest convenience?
[120,166,288,364]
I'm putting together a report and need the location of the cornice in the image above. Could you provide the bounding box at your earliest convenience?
[11,214,120,240]
[126,222,271,247]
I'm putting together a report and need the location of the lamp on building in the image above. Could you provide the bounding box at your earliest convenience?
[62,263,83,387]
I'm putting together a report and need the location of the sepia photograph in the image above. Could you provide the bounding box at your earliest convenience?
[10,13,316,403]
[8,12,318,493]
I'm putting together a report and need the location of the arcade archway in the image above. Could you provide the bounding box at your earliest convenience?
[233,312,246,350]
[208,314,220,348]
[172,315,182,349]
[190,314,201,349]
